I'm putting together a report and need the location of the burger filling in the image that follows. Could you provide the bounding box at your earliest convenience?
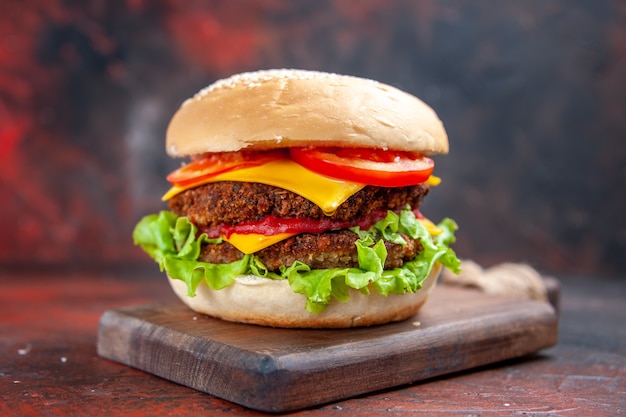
[168,182,429,271]
[133,149,461,313]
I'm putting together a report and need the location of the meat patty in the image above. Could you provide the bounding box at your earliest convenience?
[169,181,429,228]
[199,230,424,271]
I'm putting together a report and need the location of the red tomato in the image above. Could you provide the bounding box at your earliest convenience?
[289,147,434,187]
[166,149,287,186]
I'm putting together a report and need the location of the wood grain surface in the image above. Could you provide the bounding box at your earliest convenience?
[97,285,557,412]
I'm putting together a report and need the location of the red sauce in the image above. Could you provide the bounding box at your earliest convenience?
[200,208,423,238]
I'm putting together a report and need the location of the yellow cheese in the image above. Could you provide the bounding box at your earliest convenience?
[419,217,443,235]
[224,232,297,254]
[427,175,441,186]
[162,159,365,215]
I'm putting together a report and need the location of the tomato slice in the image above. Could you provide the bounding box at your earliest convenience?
[166,149,287,186]
[289,147,434,187]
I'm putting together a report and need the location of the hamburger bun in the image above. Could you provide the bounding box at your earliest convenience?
[166,69,448,156]
[168,263,441,328]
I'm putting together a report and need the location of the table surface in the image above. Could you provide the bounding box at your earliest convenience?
[1,269,624,416]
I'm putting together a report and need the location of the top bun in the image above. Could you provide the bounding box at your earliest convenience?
[166,69,448,157]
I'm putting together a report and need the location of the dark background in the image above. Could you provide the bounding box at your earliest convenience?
[1,0,624,278]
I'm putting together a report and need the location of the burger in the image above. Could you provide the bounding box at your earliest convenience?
[133,69,460,328]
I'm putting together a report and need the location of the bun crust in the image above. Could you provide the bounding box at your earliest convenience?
[166,69,448,157]
[168,264,441,328]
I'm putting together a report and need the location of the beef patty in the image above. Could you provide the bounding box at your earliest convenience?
[168,181,429,227]
[198,229,424,271]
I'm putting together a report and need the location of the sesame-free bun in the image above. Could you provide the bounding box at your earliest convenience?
[166,69,448,157]
[168,264,441,328]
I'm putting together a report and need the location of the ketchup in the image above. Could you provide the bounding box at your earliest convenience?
[200,208,423,238]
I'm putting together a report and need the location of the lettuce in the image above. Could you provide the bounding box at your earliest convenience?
[133,208,461,313]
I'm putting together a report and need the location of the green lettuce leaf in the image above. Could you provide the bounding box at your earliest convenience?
[132,211,248,296]
[133,207,461,313]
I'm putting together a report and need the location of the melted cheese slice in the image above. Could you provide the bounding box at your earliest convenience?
[162,159,365,215]
[419,217,442,236]
[224,232,297,254]
[427,175,441,186]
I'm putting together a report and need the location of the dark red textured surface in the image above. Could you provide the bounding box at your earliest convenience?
[0,1,625,277]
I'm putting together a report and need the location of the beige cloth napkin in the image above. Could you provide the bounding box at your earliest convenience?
[441,260,549,302]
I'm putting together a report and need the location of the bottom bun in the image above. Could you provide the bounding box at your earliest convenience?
[168,264,441,328]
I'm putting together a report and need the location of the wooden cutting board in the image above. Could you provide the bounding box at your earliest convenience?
[97,283,558,413]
